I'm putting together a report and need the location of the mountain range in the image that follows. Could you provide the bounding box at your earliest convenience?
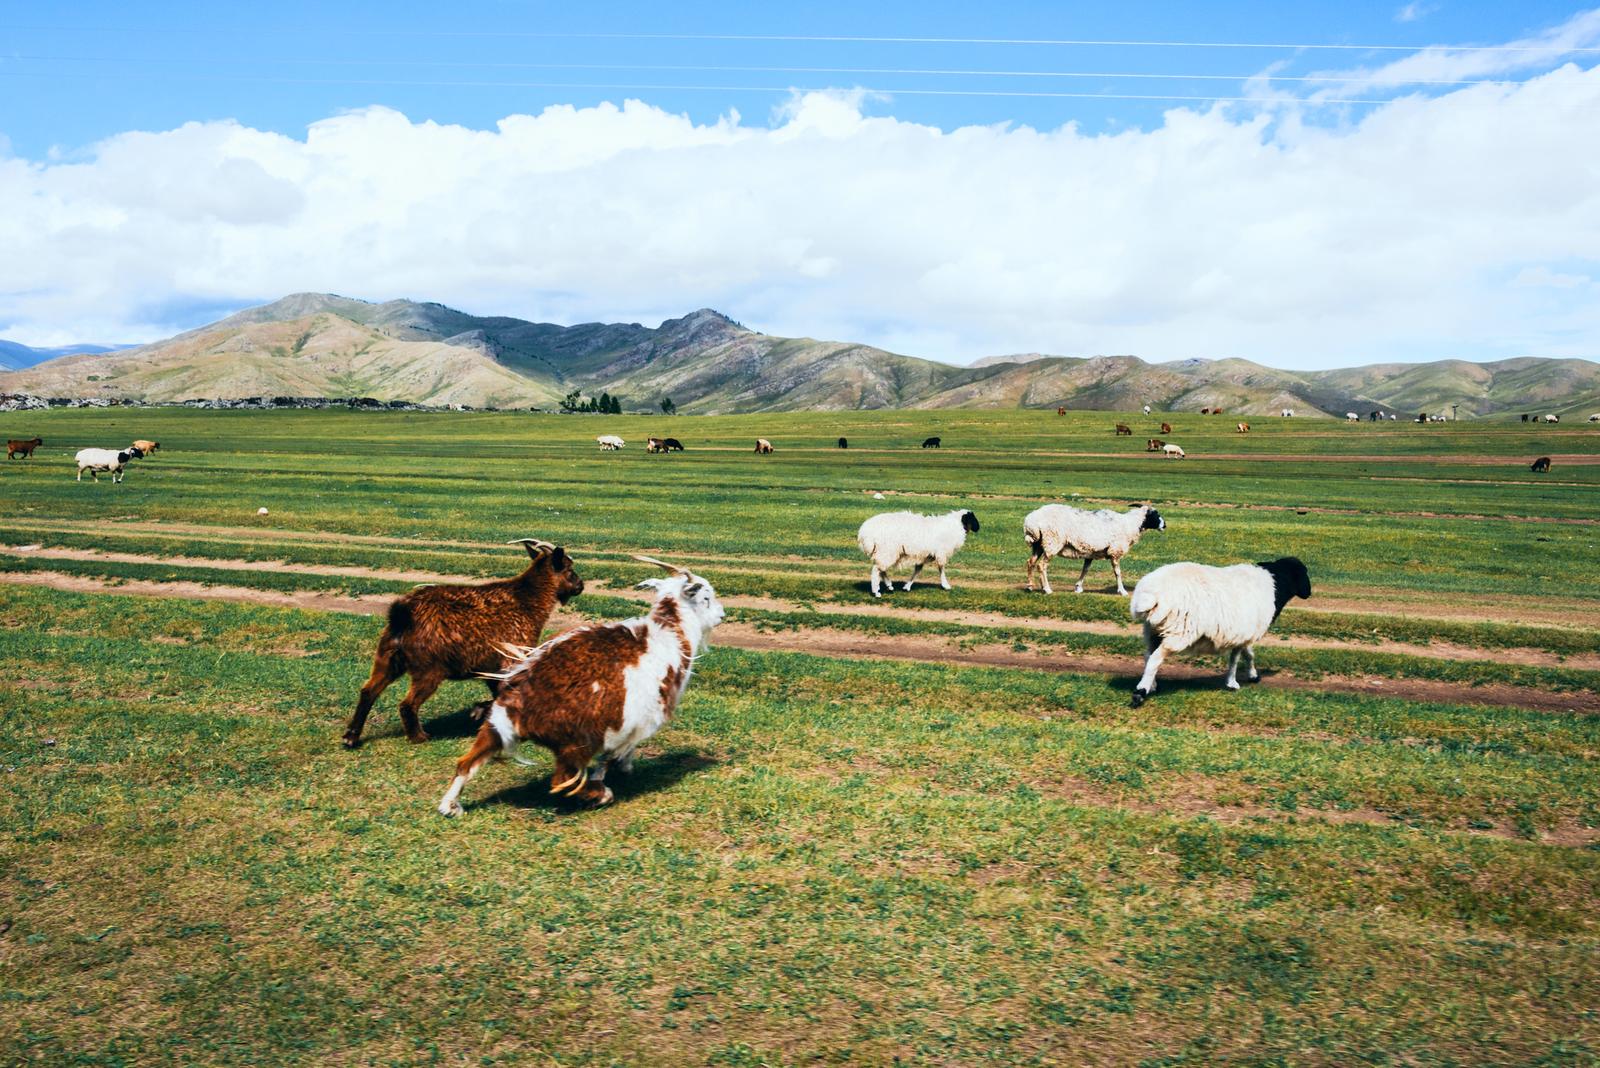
[0,339,126,372]
[3,293,1597,417]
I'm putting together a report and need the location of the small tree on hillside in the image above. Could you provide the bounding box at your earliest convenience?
[660,397,676,415]
[608,394,623,414]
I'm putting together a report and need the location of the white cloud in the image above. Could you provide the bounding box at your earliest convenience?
[2,67,1599,366]
[1395,2,1437,24]
[1314,7,1600,93]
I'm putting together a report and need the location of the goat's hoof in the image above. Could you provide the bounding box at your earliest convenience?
[341,734,361,750]
[1130,689,1149,708]
[407,731,431,744]
[439,801,463,818]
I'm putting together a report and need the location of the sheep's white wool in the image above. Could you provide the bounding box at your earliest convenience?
[1025,505,1152,564]
[856,509,974,594]
[1131,562,1278,656]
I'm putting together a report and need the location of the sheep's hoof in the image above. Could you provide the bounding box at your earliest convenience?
[1130,688,1149,708]
[1245,674,1261,686]
[1225,680,1241,691]
[1073,585,1084,594]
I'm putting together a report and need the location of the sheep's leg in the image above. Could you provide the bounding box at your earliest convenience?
[870,564,884,597]
[1038,555,1054,595]
[1024,551,1037,592]
[437,724,501,817]
[903,563,924,591]
[1073,558,1093,594]
[1111,558,1129,597]
[395,667,444,743]
[1131,640,1173,707]
[1224,649,1243,690]
[1242,645,1260,684]
[76,468,82,481]
[342,638,405,748]
[937,563,951,590]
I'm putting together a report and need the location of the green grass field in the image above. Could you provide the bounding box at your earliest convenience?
[2,407,1597,1065]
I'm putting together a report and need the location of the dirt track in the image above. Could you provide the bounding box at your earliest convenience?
[4,568,1594,715]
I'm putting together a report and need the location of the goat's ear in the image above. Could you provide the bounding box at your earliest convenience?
[550,546,568,569]
[635,578,662,591]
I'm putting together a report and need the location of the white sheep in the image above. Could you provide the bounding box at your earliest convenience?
[1128,557,1311,707]
[1162,443,1185,459]
[1589,414,1600,423]
[75,446,143,483]
[1345,412,1359,422]
[1024,504,1165,596]
[1280,408,1294,418]
[596,434,626,451]
[1544,414,1561,424]
[857,509,980,597]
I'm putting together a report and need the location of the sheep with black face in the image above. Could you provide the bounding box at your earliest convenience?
[857,509,980,597]
[1024,504,1166,596]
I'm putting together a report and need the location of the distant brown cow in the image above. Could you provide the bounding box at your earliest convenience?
[1056,407,1066,416]
[1200,408,1211,415]
[7,437,41,459]
[1146,438,1165,452]
[1114,424,1132,436]
[1160,422,1173,434]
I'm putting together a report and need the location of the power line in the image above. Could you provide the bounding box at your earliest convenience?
[4,24,1600,53]
[0,54,1523,86]
[0,70,1398,104]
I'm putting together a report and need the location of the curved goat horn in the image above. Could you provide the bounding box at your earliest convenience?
[507,537,555,559]
[630,553,689,575]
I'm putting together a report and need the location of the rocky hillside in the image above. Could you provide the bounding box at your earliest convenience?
[4,293,1595,416]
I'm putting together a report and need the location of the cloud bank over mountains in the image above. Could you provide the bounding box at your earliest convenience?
[3,51,1598,367]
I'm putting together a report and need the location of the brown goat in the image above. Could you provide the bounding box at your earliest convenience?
[1146,438,1166,451]
[1114,424,1132,436]
[1236,422,1250,433]
[1056,407,1066,416]
[131,439,160,454]
[7,437,41,459]
[342,539,584,748]
[1160,422,1173,435]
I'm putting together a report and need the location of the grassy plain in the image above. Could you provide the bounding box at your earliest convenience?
[1,407,1597,1064]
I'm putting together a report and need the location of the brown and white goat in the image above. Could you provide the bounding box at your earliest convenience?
[438,556,725,814]
[342,539,584,748]
[754,438,774,454]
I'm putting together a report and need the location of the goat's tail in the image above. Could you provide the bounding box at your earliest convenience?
[386,599,414,636]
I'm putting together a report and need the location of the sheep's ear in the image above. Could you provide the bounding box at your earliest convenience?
[684,581,704,598]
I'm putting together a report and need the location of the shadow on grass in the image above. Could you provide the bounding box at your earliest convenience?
[1105,669,1281,700]
[476,748,721,812]
[420,701,493,742]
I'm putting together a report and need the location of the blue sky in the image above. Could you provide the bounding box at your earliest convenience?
[3,0,1588,153]
[2,2,1598,367]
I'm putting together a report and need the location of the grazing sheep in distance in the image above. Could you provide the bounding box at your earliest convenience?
[1129,557,1312,707]
[1161,422,1173,434]
[1544,414,1560,423]
[1346,412,1360,422]
[1146,438,1165,452]
[7,437,41,459]
[342,539,585,748]
[754,438,774,454]
[838,437,848,448]
[1142,405,1152,415]
[646,437,666,453]
[1114,424,1132,436]
[1521,414,1531,422]
[1589,414,1599,423]
[75,446,142,483]
[1280,408,1294,418]
[663,437,684,451]
[597,434,625,451]
[131,439,159,454]
[1236,423,1249,434]
[922,436,942,449]
[1162,443,1185,459]
[1024,503,1165,596]
[1211,409,1224,416]
[1531,456,1552,473]
[857,509,980,597]
[1201,408,1211,415]
[438,555,724,815]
